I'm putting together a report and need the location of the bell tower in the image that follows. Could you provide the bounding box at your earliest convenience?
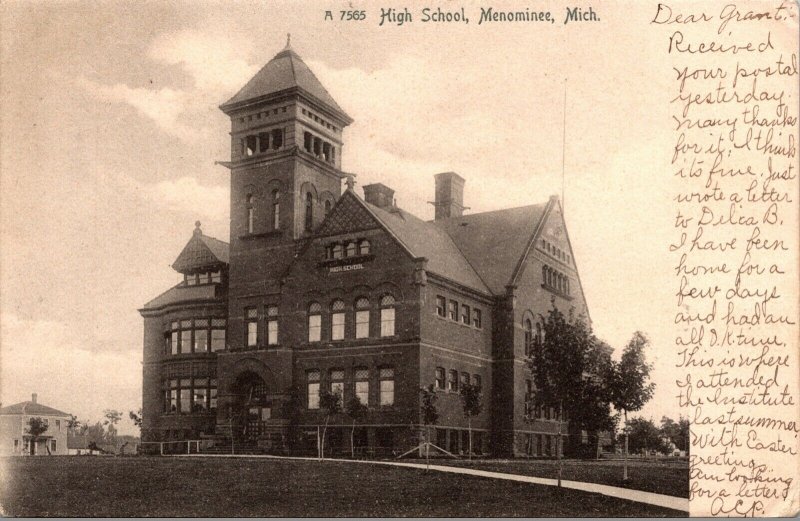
[218,38,353,348]
[220,37,353,245]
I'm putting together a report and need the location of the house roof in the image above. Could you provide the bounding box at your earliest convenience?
[364,199,491,294]
[140,283,219,311]
[433,203,550,295]
[220,44,351,122]
[172,222,229,273]
[0,401,70,417]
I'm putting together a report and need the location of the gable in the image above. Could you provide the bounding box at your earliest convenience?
[316,191,383,237]
[522,201,591,319]
[436,203,547,295]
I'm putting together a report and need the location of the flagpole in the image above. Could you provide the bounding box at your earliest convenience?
[561,79,567,214]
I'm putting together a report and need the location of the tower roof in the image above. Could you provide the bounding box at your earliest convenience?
[220,43,351,123]
[171,222,229,274]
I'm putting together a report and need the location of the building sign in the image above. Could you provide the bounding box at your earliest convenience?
[329,263,364,273]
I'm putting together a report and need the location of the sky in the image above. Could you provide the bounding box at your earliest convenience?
[1,0,683,436]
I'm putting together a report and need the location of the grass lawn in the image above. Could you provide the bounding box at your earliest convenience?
[0,456,685,517]
[416,458,689,498]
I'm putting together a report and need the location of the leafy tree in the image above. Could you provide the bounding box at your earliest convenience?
[103,409,123,441]
[419,384,439,468]
[660,416,689,453]
[318,389,342,460]
[528,303,613,484]
[66,414,81,434]
[607,331,655,479]
[459,383,483,459]
[344,396,369,458]
[129,409,142,429]
[627,417,670,455]
[85,421,107,445]
[26,417,49,455]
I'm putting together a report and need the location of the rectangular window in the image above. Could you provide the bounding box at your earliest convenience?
[472,309,482,329]
[211,327,226,351]
[169,381,178,413]
[171,330,179,355]
[448,300,458,321]
[51,440,57,453]
[267,306,278,345]
[435,367,445,390]
[379,367,395,406]
[55,420,61,431]
[447,370,458,392]
[194,321,208,353]
[193,379,208,412]
[307,370,320,409]
[460,372,470,387]
[355,310,369,339]
[473,374,482,390]
[180,322,192,354]
[355,368,369,405]
[246,308,258,347]
[209,379,218,411]
[308,314,321,342]
[461,304,471,325]
[380,308,395,337]
[330,369,345,398]
[435,296,446,317]
[331,312,345,340]
[186,273,197,286]
[210,271,221,283]
[180,378,191,413]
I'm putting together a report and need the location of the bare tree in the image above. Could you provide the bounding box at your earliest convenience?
[459,383,483,459]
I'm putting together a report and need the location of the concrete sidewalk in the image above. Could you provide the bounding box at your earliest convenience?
[177,453,689,512]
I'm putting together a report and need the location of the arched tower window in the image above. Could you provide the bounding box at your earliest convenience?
[324,200,332,215]
[271,190,280,230]
[246,194,255,234]
[305,192,313,232]
[535,322,544,346]
[524,318,533,356]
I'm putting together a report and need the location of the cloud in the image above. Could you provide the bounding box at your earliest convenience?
[78,77,191,138]
[148,29,258,94]
[0,314,141,435]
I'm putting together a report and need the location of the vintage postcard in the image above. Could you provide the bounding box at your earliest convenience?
[0,0,797,517]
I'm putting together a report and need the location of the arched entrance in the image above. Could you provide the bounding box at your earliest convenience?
[231,371,273,443]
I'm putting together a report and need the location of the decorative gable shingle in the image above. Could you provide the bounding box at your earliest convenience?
[316,191,382,237]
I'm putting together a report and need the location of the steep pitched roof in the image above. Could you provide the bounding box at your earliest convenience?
[433,203,549,295]
[172,223,229,273]
[0,401,70,417]
[220,45,350,122]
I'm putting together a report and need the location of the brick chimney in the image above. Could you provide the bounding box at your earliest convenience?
[32,393,38,404]
[363,183,395,209]
[434,172,465,220]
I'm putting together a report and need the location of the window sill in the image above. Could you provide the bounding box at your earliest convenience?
[239,230,283,241]
[318,254,375,268]
[541,284,573,300]
[434,314,483,330]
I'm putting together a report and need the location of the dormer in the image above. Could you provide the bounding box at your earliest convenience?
[172,221,230,286]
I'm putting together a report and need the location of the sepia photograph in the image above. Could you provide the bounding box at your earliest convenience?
[1,0,797,517]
